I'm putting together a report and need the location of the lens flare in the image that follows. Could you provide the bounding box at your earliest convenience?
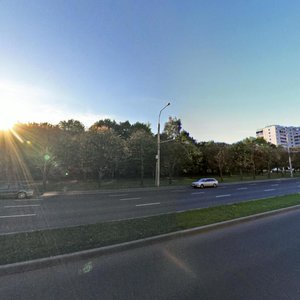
[0,114,15,131]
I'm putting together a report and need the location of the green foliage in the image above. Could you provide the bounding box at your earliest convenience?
[0,119,294,188]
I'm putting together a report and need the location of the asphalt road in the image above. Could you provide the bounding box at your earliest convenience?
[1,178,300,234]
[2,208,300,299]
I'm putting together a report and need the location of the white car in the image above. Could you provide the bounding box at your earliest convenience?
[191,178,218,188]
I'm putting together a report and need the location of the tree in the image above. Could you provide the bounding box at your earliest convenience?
[86,130,125,187]
[14,123,61,190]
[163,117,182,140]
[127,129,155,185]
[59,119,85,133]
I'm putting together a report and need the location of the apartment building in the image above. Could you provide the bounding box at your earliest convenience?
[256,125,300,148]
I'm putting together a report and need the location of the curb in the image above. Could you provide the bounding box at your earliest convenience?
[1,203,300,277]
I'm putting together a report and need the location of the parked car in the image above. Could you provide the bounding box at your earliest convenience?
[0,183,34,199]
[191,178,218,188]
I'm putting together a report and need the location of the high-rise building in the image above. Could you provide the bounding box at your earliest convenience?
[256,125,300,148]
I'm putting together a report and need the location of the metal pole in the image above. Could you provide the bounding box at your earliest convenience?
[155,102,170,187]
[286,128,294,178]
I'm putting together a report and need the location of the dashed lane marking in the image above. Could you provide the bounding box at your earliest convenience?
[216,194,231,198]
[0,214,36,219]
[109,194,128,197]
[14,198,42,202]
[237,187,248,190]
[191,192,205,195]
[136,202,160,207]
[264,189,276,192]
[120,197,141,201]
[4,205,40,208]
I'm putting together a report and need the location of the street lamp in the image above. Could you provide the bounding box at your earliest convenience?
[155,102,170,187]
[286,128,294,178]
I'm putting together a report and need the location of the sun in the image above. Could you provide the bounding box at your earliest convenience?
[0,114,16,131]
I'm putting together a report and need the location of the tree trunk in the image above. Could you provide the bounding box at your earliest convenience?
[239,168,243,181]
[218,163,224,182]
[42,161,47,192]
[140,144,144,186]
[98,169,103,188]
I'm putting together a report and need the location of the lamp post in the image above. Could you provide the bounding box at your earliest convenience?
[286,128,294,178]
[155,102,170,187]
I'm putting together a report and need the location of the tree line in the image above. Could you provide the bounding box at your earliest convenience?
[0,117,298,189]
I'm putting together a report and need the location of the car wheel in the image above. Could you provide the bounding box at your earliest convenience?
[213,183,217,188]
[17,192,26,199]
[200,184,204,189]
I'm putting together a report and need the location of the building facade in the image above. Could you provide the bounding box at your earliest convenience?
[256,125,300,148]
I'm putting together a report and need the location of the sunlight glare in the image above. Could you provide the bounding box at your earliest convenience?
[0,114,15,131]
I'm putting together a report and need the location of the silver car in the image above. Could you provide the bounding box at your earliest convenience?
[0,183,34,199]
[191,178,218,188]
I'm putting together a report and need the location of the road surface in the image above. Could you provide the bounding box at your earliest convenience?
[1,208,300,299]
[1,178,300,234]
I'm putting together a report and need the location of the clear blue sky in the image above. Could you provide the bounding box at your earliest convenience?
[1,0,300,143]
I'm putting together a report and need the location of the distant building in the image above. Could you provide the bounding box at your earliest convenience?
[256,125,300,148]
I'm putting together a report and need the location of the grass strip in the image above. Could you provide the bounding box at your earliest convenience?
[1,194,300,265]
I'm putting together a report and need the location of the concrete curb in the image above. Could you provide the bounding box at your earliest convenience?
[1,203,300,277]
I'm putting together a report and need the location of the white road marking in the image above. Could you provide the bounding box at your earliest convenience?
[191,192,205,195]
[237,187,248,190]
[109,194,128,197]
[216,194,231,198]
[14,198,42,202]
[264,189,276,192]
[0,214,36,219]
[4,205,40,208]
[120,197,141,201]
[271,184,279,186]
[136,202,160,207]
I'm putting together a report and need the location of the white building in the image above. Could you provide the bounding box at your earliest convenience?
[256,125,300,148]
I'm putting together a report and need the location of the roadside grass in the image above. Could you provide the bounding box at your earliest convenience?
[38,172,300,192]
[2,194,300,265]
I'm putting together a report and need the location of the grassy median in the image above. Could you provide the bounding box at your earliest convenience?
[2,194,300,265]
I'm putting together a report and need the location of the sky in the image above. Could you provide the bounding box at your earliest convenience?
[1,0,300,143]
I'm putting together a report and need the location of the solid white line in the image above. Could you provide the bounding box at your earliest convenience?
[4,205,40,208]
[216,194,231,198]
[0,214,36,219]
[264,189,276,192]
[120,197,141,201]
[191,192,205,195]
[109,194,128,197]
[237,187,248,190]
[136,202,160,207]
